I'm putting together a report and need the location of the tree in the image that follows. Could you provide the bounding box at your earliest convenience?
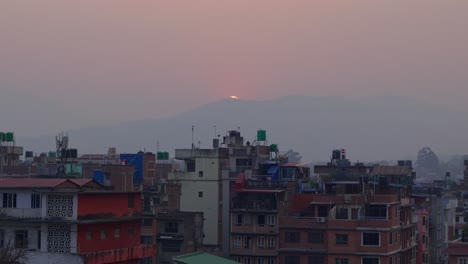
[0,238,29,264]
[416,147,441,178]
[285,149,302,163]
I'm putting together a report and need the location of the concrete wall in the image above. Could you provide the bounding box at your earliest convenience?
[174,157,221,246]
[26,252,84,264]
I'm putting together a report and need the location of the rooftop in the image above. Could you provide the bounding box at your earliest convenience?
[173,251,239,264]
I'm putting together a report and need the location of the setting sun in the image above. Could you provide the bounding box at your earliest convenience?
[230,96,239,100]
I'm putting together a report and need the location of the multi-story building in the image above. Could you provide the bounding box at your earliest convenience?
[445,233,468,264]
[0,177,155,264]
[156,211,204,264]
[168,130,272,254]
[227,150,417,264]
[229,168,302,264]
[413,185,447,264]
[414,196,430,264]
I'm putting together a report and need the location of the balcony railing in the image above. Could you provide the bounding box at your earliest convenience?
[232,201,278,211]
[0,208,41,219]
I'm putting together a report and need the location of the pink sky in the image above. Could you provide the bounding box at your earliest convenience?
[1,1,468,135]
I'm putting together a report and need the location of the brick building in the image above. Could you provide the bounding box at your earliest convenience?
[0,178,155,264]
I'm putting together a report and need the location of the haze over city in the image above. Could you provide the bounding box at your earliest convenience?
[2,1,468,137]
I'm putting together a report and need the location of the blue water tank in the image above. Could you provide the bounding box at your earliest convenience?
[93,170,104,185]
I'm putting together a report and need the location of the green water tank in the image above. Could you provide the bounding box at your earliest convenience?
[5,132,14,142]
[157,152,163,160]
[0,132,4,142]
[48,151,57,158]
[163,152,169,160]
[257,130,266,141]
[270,144,278,152]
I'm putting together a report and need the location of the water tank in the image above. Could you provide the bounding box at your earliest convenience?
[257,130,266,141]
[332,150,341,160]
[157,152,163,160]
[163,152,169,160]
[70,149,78,159]
[5,132,14,142]
[0,132,4,142]
[270,144,278,152]
[213,139,219,148]
[48,151,57,158]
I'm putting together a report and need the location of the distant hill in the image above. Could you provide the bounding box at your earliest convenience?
[18,95,468,162]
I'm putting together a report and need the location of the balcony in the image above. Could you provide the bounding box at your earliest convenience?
[231,200,278,213]
[245,181,289,190]
[0,208,41,219]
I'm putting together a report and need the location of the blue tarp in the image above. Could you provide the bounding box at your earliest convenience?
[267,166,279,175]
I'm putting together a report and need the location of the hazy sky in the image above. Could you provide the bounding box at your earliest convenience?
[2,1,468,136]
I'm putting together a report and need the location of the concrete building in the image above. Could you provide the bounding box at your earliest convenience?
[413,185,446,264]
[0,178,155,264]
[168,130,272,255]
[445,234,468,264]
[156,211,204,264]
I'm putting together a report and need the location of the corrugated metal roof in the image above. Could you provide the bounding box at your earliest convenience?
[69,178,96,186]
[173,251,239,264]
[371,166,412,175]
[0,178,77,188]
[235,189,285,193]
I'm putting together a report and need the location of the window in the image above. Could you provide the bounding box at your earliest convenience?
[141,235,153,245]
[100,230,107,240]
[139,257,153,264]
[308,232,324,243]
[0,230,4,248]
[153,197,160,206]
[37,230,41,250]
[308,256,324,264]
[233,236,242,247]
[128,194,134,208]
[336,259,349,264]
[362,257,379,264]
[3,193,17,208]
[362,232,380,246]
[365,205,386,219]
[266,215,276,226]
[114,229,120,238]
[458,258,468,264]
[15,230,28,248]
[162,240,181,252]
[199,171,203,177]
[164,222,179,233]
[267,236,276,248]
[389,232,393,244]
[336,208,348,219]
[318,206,328,217]
[284,256,300,264]
[198,192,203,198]
[142,218,153,227]
[128,228,135,236]
[235,214,243,226]
[31,194,41,208]
[257,215,266,227]
[86,232,92,240]
[186,160,195,172]
[285,232,300,243]
[423,216,426,225]
[244,236,251,248]
[257,236,265,248]
[336,234,348,245]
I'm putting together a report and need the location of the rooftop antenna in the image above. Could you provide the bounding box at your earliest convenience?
[191,125,195,149]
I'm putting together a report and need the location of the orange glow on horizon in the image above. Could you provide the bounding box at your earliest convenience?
[230,95,239,100]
